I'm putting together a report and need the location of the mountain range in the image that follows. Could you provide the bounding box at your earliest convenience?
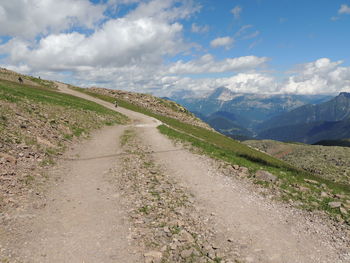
[258,92,350,143]
[170,88,350,143]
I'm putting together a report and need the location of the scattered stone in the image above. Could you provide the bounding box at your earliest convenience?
[180,248,195,258]
[232,165,240,170]
[163,226,170,233]
[178,230,194,243]
[328,202,342,208]
[255,170,277,183]
[238,172,249,178]
[320,192,328,198]
[297,186,310,192]
[334,194,346,199]
[340,207,347,215]
[144,251,162,263]
[304,179,319,185]
[239,167,249,174]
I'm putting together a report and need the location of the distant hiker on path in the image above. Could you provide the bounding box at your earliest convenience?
[18,77,23,84]
[114,100,118,108]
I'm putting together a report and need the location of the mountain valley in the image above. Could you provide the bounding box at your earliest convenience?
[171,87,350,143]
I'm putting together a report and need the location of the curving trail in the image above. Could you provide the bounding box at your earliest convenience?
[58,83,349,263]
[1,83,348,263]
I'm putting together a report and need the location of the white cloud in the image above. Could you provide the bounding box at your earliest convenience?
[231,5,242,19]
[0,0,105,38]
[339,4,350,14]
[126,0,200,22]
[1,1,349,97]
[1,17,184,71]
[210,36,234,48]
[191,23,209,33]
[221,73,277,93]
[168,54,269,74]
[282,58,350,94]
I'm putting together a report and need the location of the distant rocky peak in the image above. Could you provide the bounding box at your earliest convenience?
[339,92,350,98]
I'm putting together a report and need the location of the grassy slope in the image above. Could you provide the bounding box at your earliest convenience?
[0,79,128,210]
[72,87,350,223]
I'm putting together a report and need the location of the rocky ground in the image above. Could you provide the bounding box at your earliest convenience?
[244,139,350,186]
[114,128,239,263]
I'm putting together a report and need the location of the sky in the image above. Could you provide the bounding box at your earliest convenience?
[0,0,350,96]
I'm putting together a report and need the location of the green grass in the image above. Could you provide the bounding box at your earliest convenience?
[27,76,57,89]
[0,80,126,118]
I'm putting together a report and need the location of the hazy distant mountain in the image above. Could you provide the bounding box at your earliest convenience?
[171,87,332,138]
[258,92,350,131]
[258,118,350,144]
[202,111,254,140]
[258,92,350,143]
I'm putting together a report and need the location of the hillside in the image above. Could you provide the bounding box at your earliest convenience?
[0,72,127,210]
[203,111,254,140]
[86,87,212,130]
[244,139,350,186]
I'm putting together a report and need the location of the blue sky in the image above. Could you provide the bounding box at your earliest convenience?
[0,0,350,96]
[184,0,350,68]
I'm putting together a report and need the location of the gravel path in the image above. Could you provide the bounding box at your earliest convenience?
[1,125,142,262]
[140,126,350,262]
[58,83,350,262]
[1,83,348,262]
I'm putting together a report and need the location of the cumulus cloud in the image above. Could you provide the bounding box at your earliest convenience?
[210,36,234,48]
[1,1,349,97]
[231,5,242,19]
[1,18,184,71]
[339,4,350,14]
[221,73,277,93]
[282,58,350,94]
[168,54,269,74]
[0,0,105,38]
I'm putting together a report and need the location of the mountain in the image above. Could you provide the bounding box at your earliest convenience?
[258,92,350,131]
[258,118,350,144]
[258,92,350,143]
[203,111,254,140]
[171,87,332,137]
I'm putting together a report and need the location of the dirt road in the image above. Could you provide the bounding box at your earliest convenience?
[1,83,349,262]
[58,83,350,262]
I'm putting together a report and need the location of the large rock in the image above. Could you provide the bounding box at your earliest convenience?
[255,170,277,183]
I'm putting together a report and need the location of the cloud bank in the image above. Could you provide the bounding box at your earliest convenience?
[0,0,349,97]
